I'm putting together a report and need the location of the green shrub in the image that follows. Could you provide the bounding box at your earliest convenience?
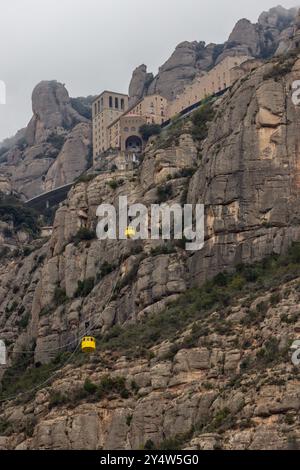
[23,246,34,257]
[40,305,52,317]
[172,167,196,179]
[263,59,295,81]
[150,243,176,256]
[0,246,10,259]
[83,378,97,394]
[155,118,184,149]
[191,102,215,141]
[287,435,300,450]
[114,261,139,295]
[6,300,18,314]
[106,179,124,190]
[139,124,161,141]
[70,97,92,120]
[75,173,98,184]
[3,227,13,238]
[75,278,95,297]
[17,313,30,329]
[49,391,68,409]
[72,227,95,244]
[96,261,116,281]
[256,338,281,366]
[0,194,40,237]
[158,430,195,450]
[156,184,173,203]
[54,286,68,306]
[131,380,139,393]
[0,354,58,400]
[94,375,129,400]
[126,415,133,426]
[0,418,11,435]
[46,133,65,150]
[207,407,231,432]
[143,440,155,450]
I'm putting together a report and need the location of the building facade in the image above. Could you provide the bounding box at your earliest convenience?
[92,56,256,164]
[167,56,251,117]
[126,94,168,125]
[92,91,129,159]
[108,114,147,152]
[93,92,168,162]
[105,94,168,155]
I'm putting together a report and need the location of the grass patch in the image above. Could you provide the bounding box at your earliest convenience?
[191,102,215,142]
[96,243,300,358]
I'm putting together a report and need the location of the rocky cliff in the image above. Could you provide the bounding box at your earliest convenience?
[1,52,300,449]
[0,81,93,200]
[129,5,299,103]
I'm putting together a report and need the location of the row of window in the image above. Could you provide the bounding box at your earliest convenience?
[123,127,136,132]
[94,96,126,115]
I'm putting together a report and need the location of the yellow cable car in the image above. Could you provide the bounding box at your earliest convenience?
[125,226,136,238]
[81,336,96,353]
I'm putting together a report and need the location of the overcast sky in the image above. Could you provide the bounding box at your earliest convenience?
[0,0,299,142]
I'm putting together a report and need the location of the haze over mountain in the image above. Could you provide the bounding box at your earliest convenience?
[1,3,300,451]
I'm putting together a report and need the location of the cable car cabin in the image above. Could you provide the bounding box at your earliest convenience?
[125,227,136,238]
[81,336,96,353]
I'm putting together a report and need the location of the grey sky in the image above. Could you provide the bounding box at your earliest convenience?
[0,0,299,142]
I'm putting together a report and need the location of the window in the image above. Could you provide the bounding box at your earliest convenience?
[109,96,113,108]
[121,98,124,110]
[94,103,97,116]
[131,127,136,132]
[115,97,119,109]
[124,127,129,132]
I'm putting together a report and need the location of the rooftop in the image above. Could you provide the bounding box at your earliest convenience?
[92,90,129,103]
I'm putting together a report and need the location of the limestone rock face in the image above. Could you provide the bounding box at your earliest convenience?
[128,64,153,106]
[147,41,200,100]
[188,57,300,284]
[1,278,300,450]
[0,81,92,199]
[129,6,298,103]
[227,19,260,56]
[25,81,88,146]
[44,123,92,191]
[3,34,300,452]
[217,6,298,63]
[0,174,12,195]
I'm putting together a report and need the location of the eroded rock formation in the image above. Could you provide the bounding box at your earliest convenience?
[0,81,92,199]
[129,5,299,103]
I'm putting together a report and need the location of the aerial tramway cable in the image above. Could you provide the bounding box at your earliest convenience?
[0,250,126,404]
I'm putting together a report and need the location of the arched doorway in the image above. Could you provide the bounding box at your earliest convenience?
[125,135,143,153]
